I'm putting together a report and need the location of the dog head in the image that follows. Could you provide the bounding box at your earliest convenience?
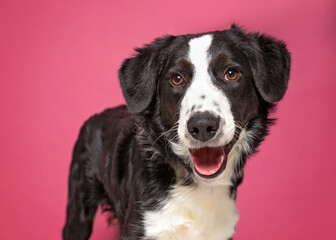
[119,25,290,184]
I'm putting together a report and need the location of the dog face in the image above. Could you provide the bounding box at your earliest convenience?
[119,25,290,182]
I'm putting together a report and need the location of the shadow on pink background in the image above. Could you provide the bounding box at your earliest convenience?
[1,0,336,239]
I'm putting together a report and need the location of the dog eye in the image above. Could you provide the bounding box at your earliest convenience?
[171,75,185,86]
[224,69,240,81]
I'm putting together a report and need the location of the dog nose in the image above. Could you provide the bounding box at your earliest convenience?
[187,112,220,142]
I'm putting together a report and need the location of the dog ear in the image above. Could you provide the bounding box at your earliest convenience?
[118,35,175,114]
[231,24,291,103]
[252,34,291,102]
[248,33,291,103]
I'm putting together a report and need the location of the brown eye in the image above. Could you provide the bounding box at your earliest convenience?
[224,69,239,81]
[171,75,185,86]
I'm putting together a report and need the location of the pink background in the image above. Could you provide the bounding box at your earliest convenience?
[1,0,336,239]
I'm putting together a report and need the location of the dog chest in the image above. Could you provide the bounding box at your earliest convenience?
[143,184,239,240]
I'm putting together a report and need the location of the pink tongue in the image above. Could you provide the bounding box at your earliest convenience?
[191,147,225,176]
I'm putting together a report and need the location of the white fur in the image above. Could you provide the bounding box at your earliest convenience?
[178,34,235,150]
[144,129,254,239]
[144,184,238,240]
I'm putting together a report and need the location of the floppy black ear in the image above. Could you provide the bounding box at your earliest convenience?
[247,33,291,103]
[251,34,291,102]
[118,35,175,114]
[231,25,291,102]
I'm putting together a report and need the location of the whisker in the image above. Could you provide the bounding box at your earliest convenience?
[151,122,179,147]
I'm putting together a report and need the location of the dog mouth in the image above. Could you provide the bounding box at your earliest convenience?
[189,142,235,179]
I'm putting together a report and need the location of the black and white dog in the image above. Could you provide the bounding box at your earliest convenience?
[63,24,291,240]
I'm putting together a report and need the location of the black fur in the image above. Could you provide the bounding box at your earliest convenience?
[63,25,290,239]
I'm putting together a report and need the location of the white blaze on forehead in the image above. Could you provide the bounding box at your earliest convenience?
[177,34,235,150]
[188,34,213,80]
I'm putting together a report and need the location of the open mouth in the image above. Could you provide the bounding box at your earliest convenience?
[189,142,235,179]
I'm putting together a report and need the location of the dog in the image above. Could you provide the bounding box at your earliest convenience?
[63,24,291,240]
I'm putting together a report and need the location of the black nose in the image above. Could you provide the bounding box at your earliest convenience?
[187,112,220,142]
